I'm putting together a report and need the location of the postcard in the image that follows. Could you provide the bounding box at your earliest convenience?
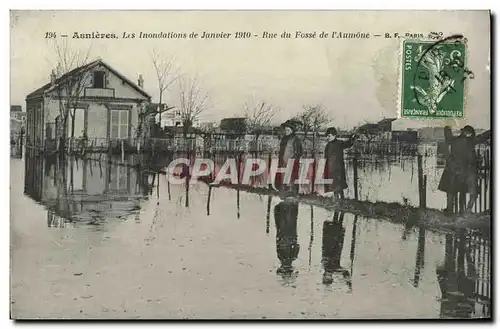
[10,10,491,320]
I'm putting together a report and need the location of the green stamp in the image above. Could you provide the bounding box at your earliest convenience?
[400,37,472,119]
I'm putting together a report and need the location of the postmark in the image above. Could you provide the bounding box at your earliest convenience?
[400,35,473,119]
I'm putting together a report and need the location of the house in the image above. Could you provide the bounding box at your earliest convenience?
[356,118,396,142]
[157,106,200,128]
[25,59,151,151]
[10,105,26,122]
[10,105,26,135]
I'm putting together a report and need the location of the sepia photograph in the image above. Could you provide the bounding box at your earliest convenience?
[9,10,491,320]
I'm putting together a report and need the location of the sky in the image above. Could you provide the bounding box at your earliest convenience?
[10,10,491,129]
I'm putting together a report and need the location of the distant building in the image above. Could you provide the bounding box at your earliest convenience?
[156,106,200,128]
[10,105,26,138]
[417,127,447,142]
[356,118,396,142]
[391,130,418,143]
[25,59,151,150]
[220,117,247,136]
[10,105,26,122]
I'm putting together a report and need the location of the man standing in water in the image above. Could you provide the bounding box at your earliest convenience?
[438,125,479,213]
[276,120,303,193]
[322,127,357,199]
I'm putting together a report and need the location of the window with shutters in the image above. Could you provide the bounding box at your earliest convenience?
[109,110,129,139]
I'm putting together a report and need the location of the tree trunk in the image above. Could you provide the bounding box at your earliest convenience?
[158,92,163,130]
[58,114,69,158]
[70,108,76,154]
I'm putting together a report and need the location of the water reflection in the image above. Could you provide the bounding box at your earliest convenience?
[321,211,352,290]
[437,229,491,319]
[274,196,300,283]
[412,226,426,287]
[14,151,491,319]
[23,151,151,227]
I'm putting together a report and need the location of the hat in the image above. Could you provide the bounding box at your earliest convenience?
[325,127,338,136]
[281,120,296,132]
[461,125,476,136]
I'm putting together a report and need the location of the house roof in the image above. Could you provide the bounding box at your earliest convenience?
[26,59,152,100]
[377,118,397,124]
[10,105,22,112]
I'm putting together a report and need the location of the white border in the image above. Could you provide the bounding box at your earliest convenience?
[2,2,497,329]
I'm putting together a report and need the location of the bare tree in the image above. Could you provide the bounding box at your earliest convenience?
[134,101,174,149]
[293,104,331,154]
[151,49,179,128]
[199,121,219,152]
[51,40,92,155]
[178,75,209,137]
[243,98,278,141]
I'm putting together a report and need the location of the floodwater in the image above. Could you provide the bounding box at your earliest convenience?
[10,153,491,319]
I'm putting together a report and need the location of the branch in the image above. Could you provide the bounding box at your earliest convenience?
[151,49,180,98]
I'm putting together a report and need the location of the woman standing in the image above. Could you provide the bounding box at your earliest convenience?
[323,127,356,199]
[276,120,303,193]
[438,125,479,212]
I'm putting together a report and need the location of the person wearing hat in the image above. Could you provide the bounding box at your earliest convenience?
[438,125,478,212]
[276,120,303,193]
[322,127,357,198]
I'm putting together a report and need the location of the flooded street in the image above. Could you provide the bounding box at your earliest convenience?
[10,155,491,319]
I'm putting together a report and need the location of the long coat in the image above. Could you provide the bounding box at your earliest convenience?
[323,138,353,193]
[322,218,345,272]
[274,201,300,267]
[438,131,478,195]
[276,134,303,190]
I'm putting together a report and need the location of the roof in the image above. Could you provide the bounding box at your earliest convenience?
[10,105,22,112]
[26,59,151,100]
[377,118,397,124]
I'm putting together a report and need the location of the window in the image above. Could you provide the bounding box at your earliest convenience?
[67,108,85,138]
[109,165,128,192]
[93,71,105,88]
[110,110,129,139]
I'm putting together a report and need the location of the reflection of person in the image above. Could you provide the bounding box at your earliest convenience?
[321,211,351,288]
[274,193,300,277]
[438,125,478,212]
[276,120,303,193]
[436,266,475,319]
[323,127,356,199]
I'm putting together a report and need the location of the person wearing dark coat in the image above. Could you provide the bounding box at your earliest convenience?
[438,125,478,212]
[274,194,300,277]
[276,120,303,193]
[321,211,351,288]
[323,127,356,198]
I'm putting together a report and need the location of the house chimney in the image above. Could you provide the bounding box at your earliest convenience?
[138,74,144,88]
[50,69,57,85]
[56,63,62,77]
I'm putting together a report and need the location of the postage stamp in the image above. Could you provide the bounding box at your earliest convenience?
[400,38,470,119]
